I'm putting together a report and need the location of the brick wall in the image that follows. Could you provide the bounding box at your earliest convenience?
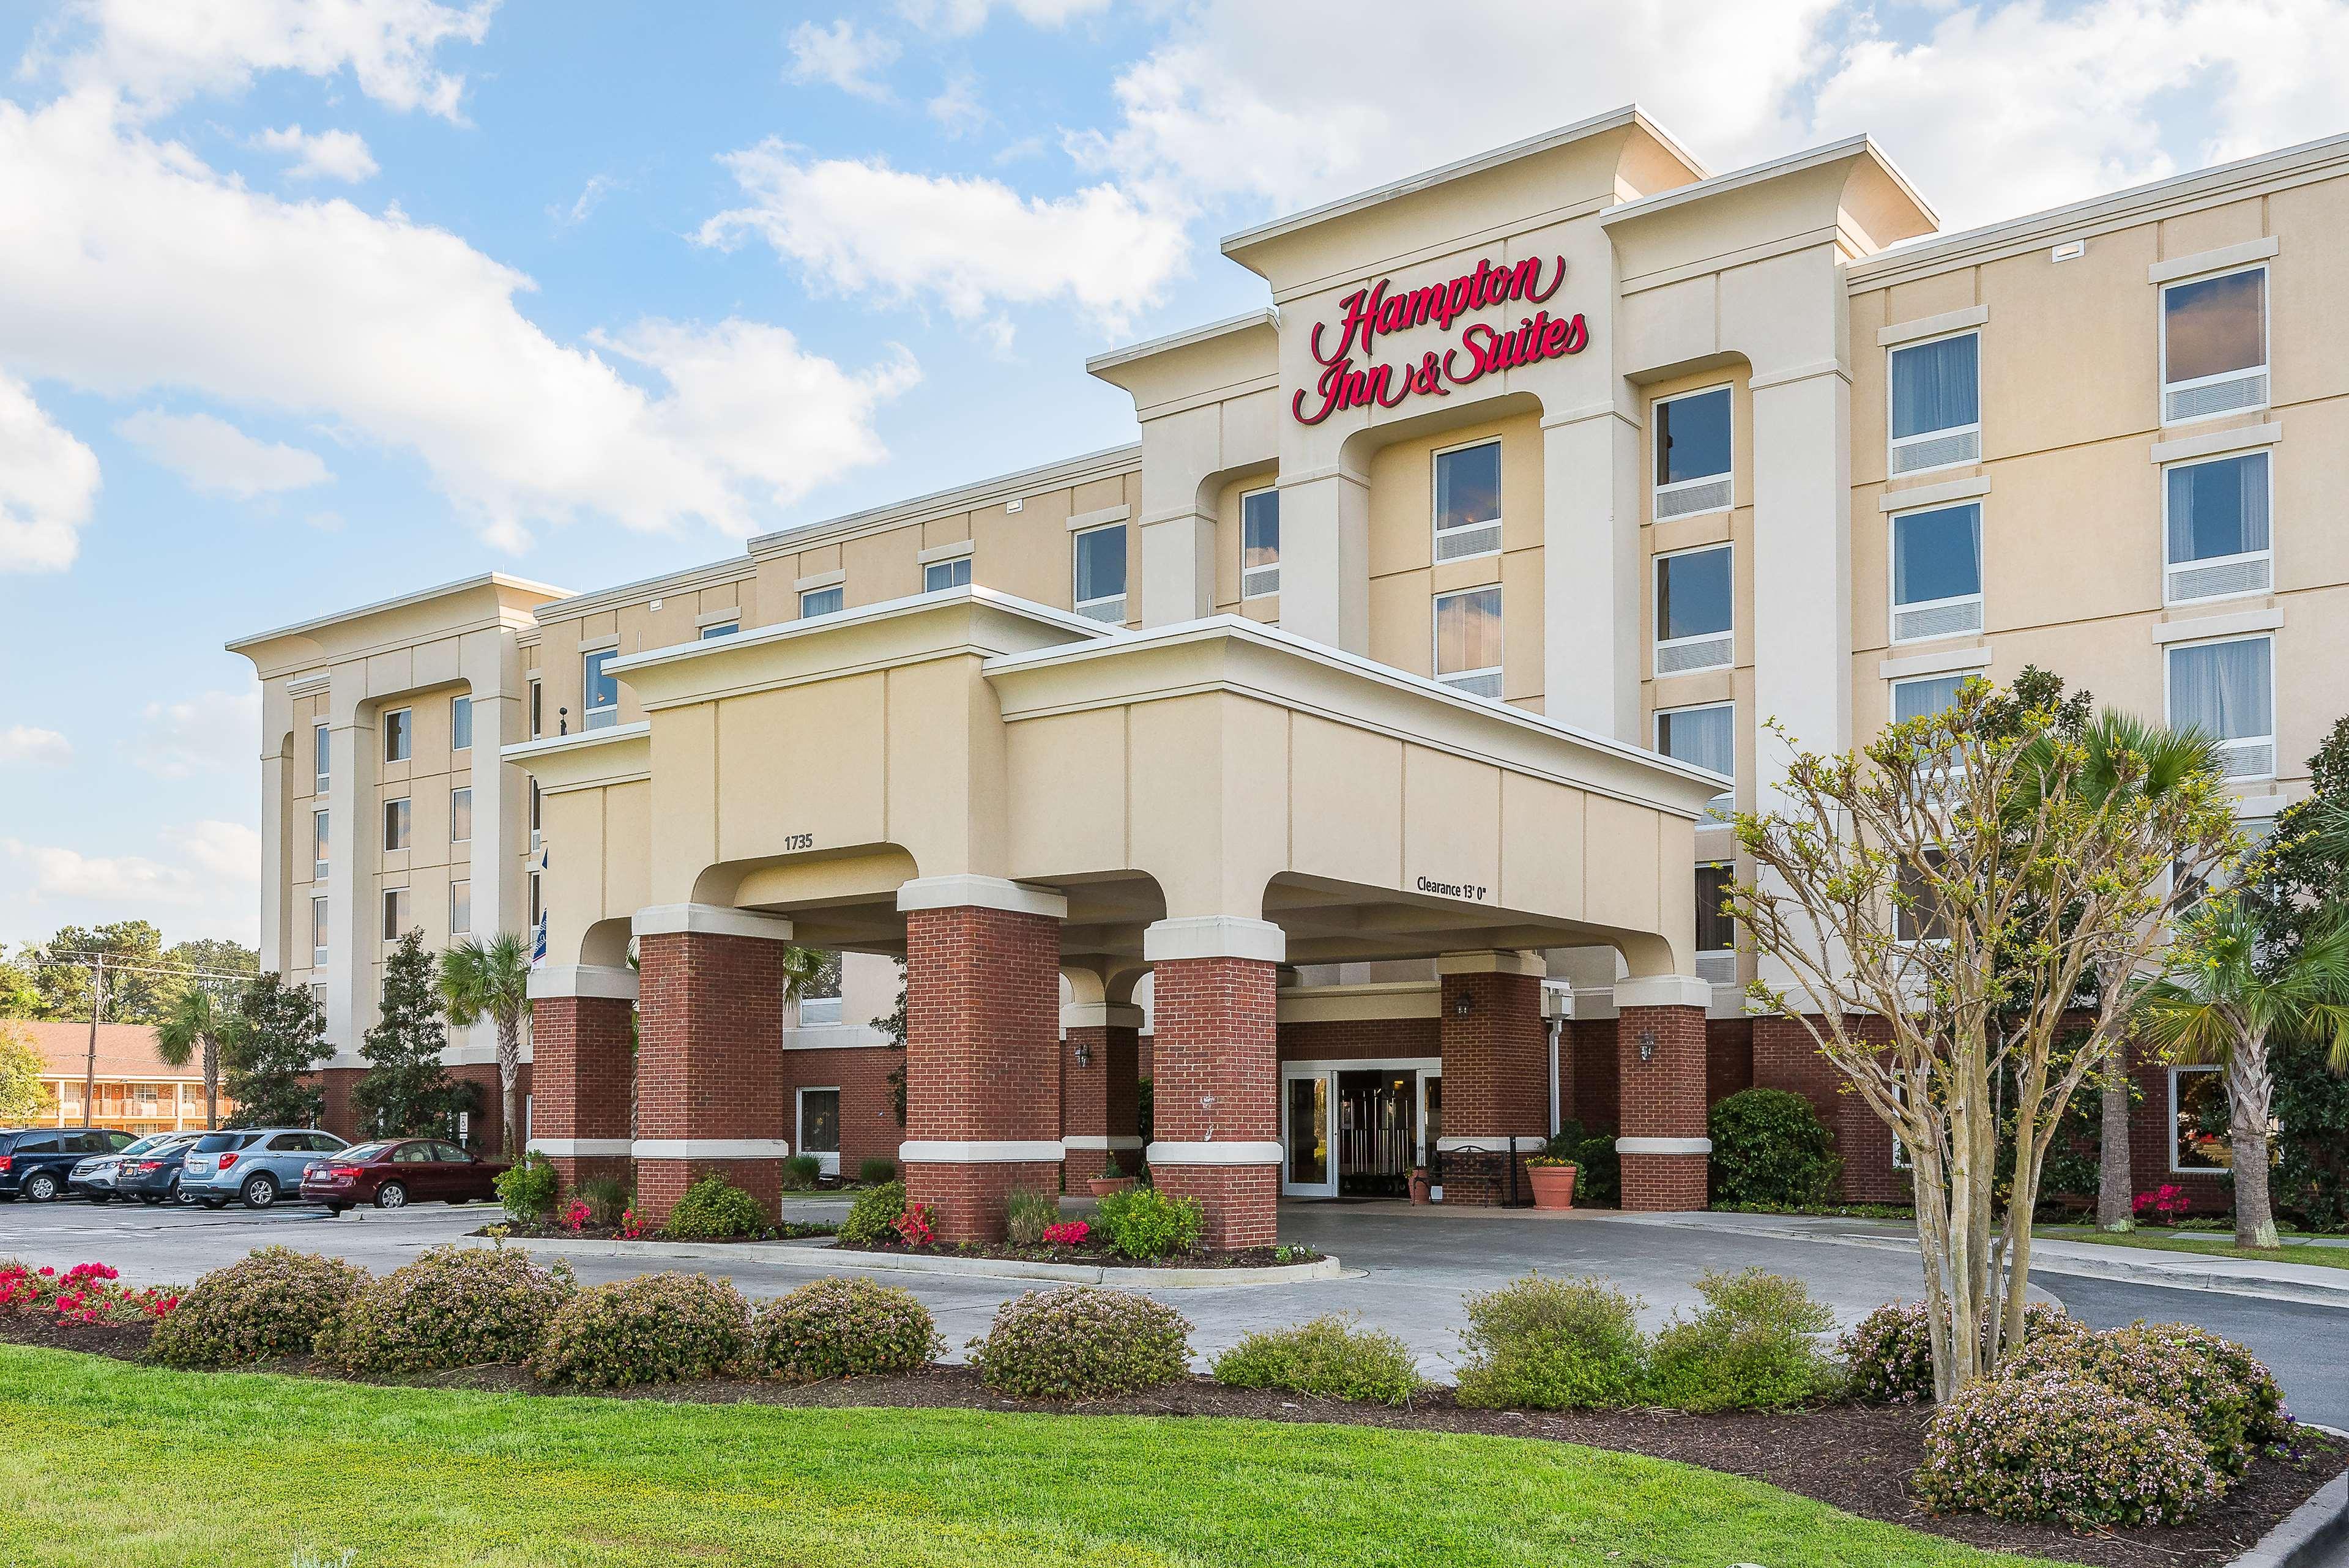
[1616,1003,1708,1210]
[1566,1019,1619,1132]
[1150,955,1279,1249]
[1439,970,1546,1205]
[315,1066,360,1140]
[1278,1016,1440,1061]
[444,1060,531,1160]
[636,929,787,1223]
[781,1043,904,1179]
[1060,1022,1141,1183]
[529,992,633,1190]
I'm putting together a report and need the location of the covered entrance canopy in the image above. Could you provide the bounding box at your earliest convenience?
[508,589,1724,1243]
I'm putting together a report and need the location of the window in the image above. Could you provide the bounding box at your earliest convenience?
[529,871,544,929]
[2170,1066,2230,1173]
[382,887,410,940]
[923,557,970,593]
[312,809,329,881]
[1890,502,1984,642]
[2168,636,2274,779]
[1432,585,1503,699]
[383,798,411,852]
[2165,451,2271,603]
[800,586,844,619]
[799,1087,841,1174]
[1888,332,1981,475]
[1653,387,1733,519]
[530,778,542,851]
[2161,267,2268,424]
[450,787,472,844]
[1241,486,1281,598]
[313,723,330,791]
[529,680,542,739]
[1896,850,1952,943]
[1654,544,1732,673]
[311,896,329,967]
[795,949,844,1025]
[1071,524,1126,622]
[700,620,739,639]
[1892,673,1968,724]
[582,650,619,730]
[1433,439,1502,561]
[1694,863,1736,984]
[1656,703,1735,819]
[449,879,471,935]
[382,707,411,762]
[450,696,472,751]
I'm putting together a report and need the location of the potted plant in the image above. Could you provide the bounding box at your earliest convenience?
[1525,1156,1577,1210]
[1086,1154,1138,1198]
[1407,1165,1433,1205]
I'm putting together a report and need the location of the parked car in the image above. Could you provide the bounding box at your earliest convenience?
[0,1128,138,1202]
[179,1128,349,1209]
[109,1131,210,1206]
[300,1137,507,1212]
[70,1131,201,1203]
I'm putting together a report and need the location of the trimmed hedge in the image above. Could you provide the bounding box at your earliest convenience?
[663,1174,767,1241]
[1707,1088,1842,1208]
[1212,1315,1423,1406]
[2005,1320,2288,1477]
[1841,1298,2080,1405]
[966,1287,1192,1399]
[146,1246,370,1368]
[532,1272,751,1388]
[1648,1267,1842,1413]
[1915,1372,2223,1526]
[752,1277,941,1383]
[1093,1187,1204,1260]
[839,1181,906,1247]
[1453,1273,1648,1410]
[316,1244,575,1374]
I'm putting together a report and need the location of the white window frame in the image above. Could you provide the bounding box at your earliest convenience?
[2159,264,2269,428]
[2164,633,2276,781]
[1651,385,1735,520]
[310,896,329,969]
[529,680,542,740]
[1885,329,1982,478]
[1890,672,1970,726]
[2167,1064,2230,1175]
[2162,450,2274,607]
[1240,485,1281,599]
[383,797,411,853]
[311,809,329,882]
[382,707,412,763]
[1652,542,1734,674]
[449,879,472,937]
[922,557,970,593]
[1431,437,1503,562]
[1886,501,1984,645]
[799,586,844,619]
[796,1085,842,1176]
[381,886,409,942]
[1431,584,1503,700]
[529,778,542,852]
[529,871,543,929]
[1692,861,1737,986]
[450,695,472,752]
[582,650,619,730]
[313,721,330,792]
[1655,701,1735,820]
[450,786,472,845]
[1071,523,1127,622]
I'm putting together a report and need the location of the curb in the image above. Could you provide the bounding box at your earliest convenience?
[2232,1470,2349,1568]
[468,1233,1345,1287]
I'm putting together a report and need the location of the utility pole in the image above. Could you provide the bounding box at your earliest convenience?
[81,956,103,1129]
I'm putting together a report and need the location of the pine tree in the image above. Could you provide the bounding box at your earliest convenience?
[226,972,329,1128]
[354,930,471,1137]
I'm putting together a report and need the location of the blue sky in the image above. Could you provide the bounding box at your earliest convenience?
[2,0,2343,950]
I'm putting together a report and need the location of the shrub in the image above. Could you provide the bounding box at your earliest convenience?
[966,1286,1192,1399]
[1707,1088,1842,1209]
[1573,1131,1620,1206]
[2006,1321,2288,1477]
[532,1272,750,1388]
[1841,1298,2079,1405]
[781,1153,824,1191]
[663,1173,767,1241]
[1005,1188,1058,1247]
[857,1157,899,1185]
[893,1202,936,1246]
[839,1180,905,1247]
[1212,1315,1423,1406]
[1454,1274,1649,1410]
[1648,1268,1841,1412]
[495,1151,559,1221]
[147,1246,369,1368]
[573,1176,630,1228]
[1915,1372,2224,1526]
[751,1276,941,1383]
[1043,1219,1089,1247]
[0,1260,179,1326]
[1095,1187,1204,1260]
[316,1244,575,1374]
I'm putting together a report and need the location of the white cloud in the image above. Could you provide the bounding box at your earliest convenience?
[253,123,379,182]
[116,408,332,498]
[0,727,72,766]
[553,171,622,227]
[0,370,102,574]
[701,143,1189,330]
[785,18,901,100]
[0,92,919,550]
[927,72,986,138]
[51,0,494,120]
[132,688,262,779]
[897,0,1111,36]
[2,820,261,943]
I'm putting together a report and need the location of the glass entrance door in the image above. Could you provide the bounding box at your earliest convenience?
[1282,1075,1333,1197]
[1336,1070,1418,1197]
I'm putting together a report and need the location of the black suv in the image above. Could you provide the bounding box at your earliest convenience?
[0,1128,139,1202]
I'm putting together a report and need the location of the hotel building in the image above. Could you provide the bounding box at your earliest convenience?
[231,108,2347,1237]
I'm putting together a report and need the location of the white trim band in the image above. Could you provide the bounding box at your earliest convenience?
[898,1140,1065,1163]
[631,1139,792,1159]
[2151,608,2282,644]
[2150,420,2281,466]
[1144,916,1286,964]
[1145,1140,1284,1166]
[632,904,796,942]
[1614,975,1713,1010]
[1615,1137,1713,1156]
[896,875,1069,920]
[1062,1135,1147,1151]
[527,964,639,1001]
[1063,1002,1145,1031]
[527,1139,632,1157]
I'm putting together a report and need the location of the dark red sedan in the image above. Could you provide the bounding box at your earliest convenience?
[300,1137,507,1211]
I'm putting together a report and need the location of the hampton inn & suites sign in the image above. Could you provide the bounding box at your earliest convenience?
[1292,255,1587,425]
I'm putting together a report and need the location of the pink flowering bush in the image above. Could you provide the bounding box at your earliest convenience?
[893,1202,936,1247]
[1840,1299,2082,1404]
[1915,1371,2223,1526]
[147,1246,370,1368]
[2133,1184,2192,1224]
[0,1260,178,1326]
[531,1272,751,1388]
[315,1244,575,1375]
[1041,1220,1089,1248]
[2005,1321,2290,1478]
[559,1200,592,1235]
[617,1208,648,1239]
[966,1286,1192,1400]
[751,1276,941,1383]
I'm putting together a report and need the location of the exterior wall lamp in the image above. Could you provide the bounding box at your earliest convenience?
[1073,1041,1093,1067]
[1453,992,1473,1018]
[1637,1027,1657,1063]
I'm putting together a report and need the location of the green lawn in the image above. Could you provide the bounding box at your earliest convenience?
[2040,1227,2349,1271]
[0,1345,2040,1568]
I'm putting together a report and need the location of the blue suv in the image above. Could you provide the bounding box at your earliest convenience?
[0,1128,138,1203]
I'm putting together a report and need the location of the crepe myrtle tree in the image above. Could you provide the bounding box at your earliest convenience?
[1727,676,2238,1400]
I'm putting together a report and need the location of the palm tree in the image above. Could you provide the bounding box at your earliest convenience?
[439,934,532,1156]
[155,983,240,1130]
[2017,712,2224,1231]
[2135,898,2349,1249]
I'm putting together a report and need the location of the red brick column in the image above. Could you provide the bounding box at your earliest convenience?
[1434,953,1549,1205]
[1614,976,1712,1210]
[1061,1003,1143,1184]
[898,879,1067,1242]
[1143,917,1284,1250]
[631,907,795,1225]
[523,965,636,1193]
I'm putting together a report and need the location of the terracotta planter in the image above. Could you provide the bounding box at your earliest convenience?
[1086,1176,1137,1197]
[1527,1163,1577,1210]
[1407,1167,1432,1205]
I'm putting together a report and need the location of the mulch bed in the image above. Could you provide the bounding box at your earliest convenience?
[2,1314,2336,1568]
[827,1241,1322,1269]
[471,1223,837,1243]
